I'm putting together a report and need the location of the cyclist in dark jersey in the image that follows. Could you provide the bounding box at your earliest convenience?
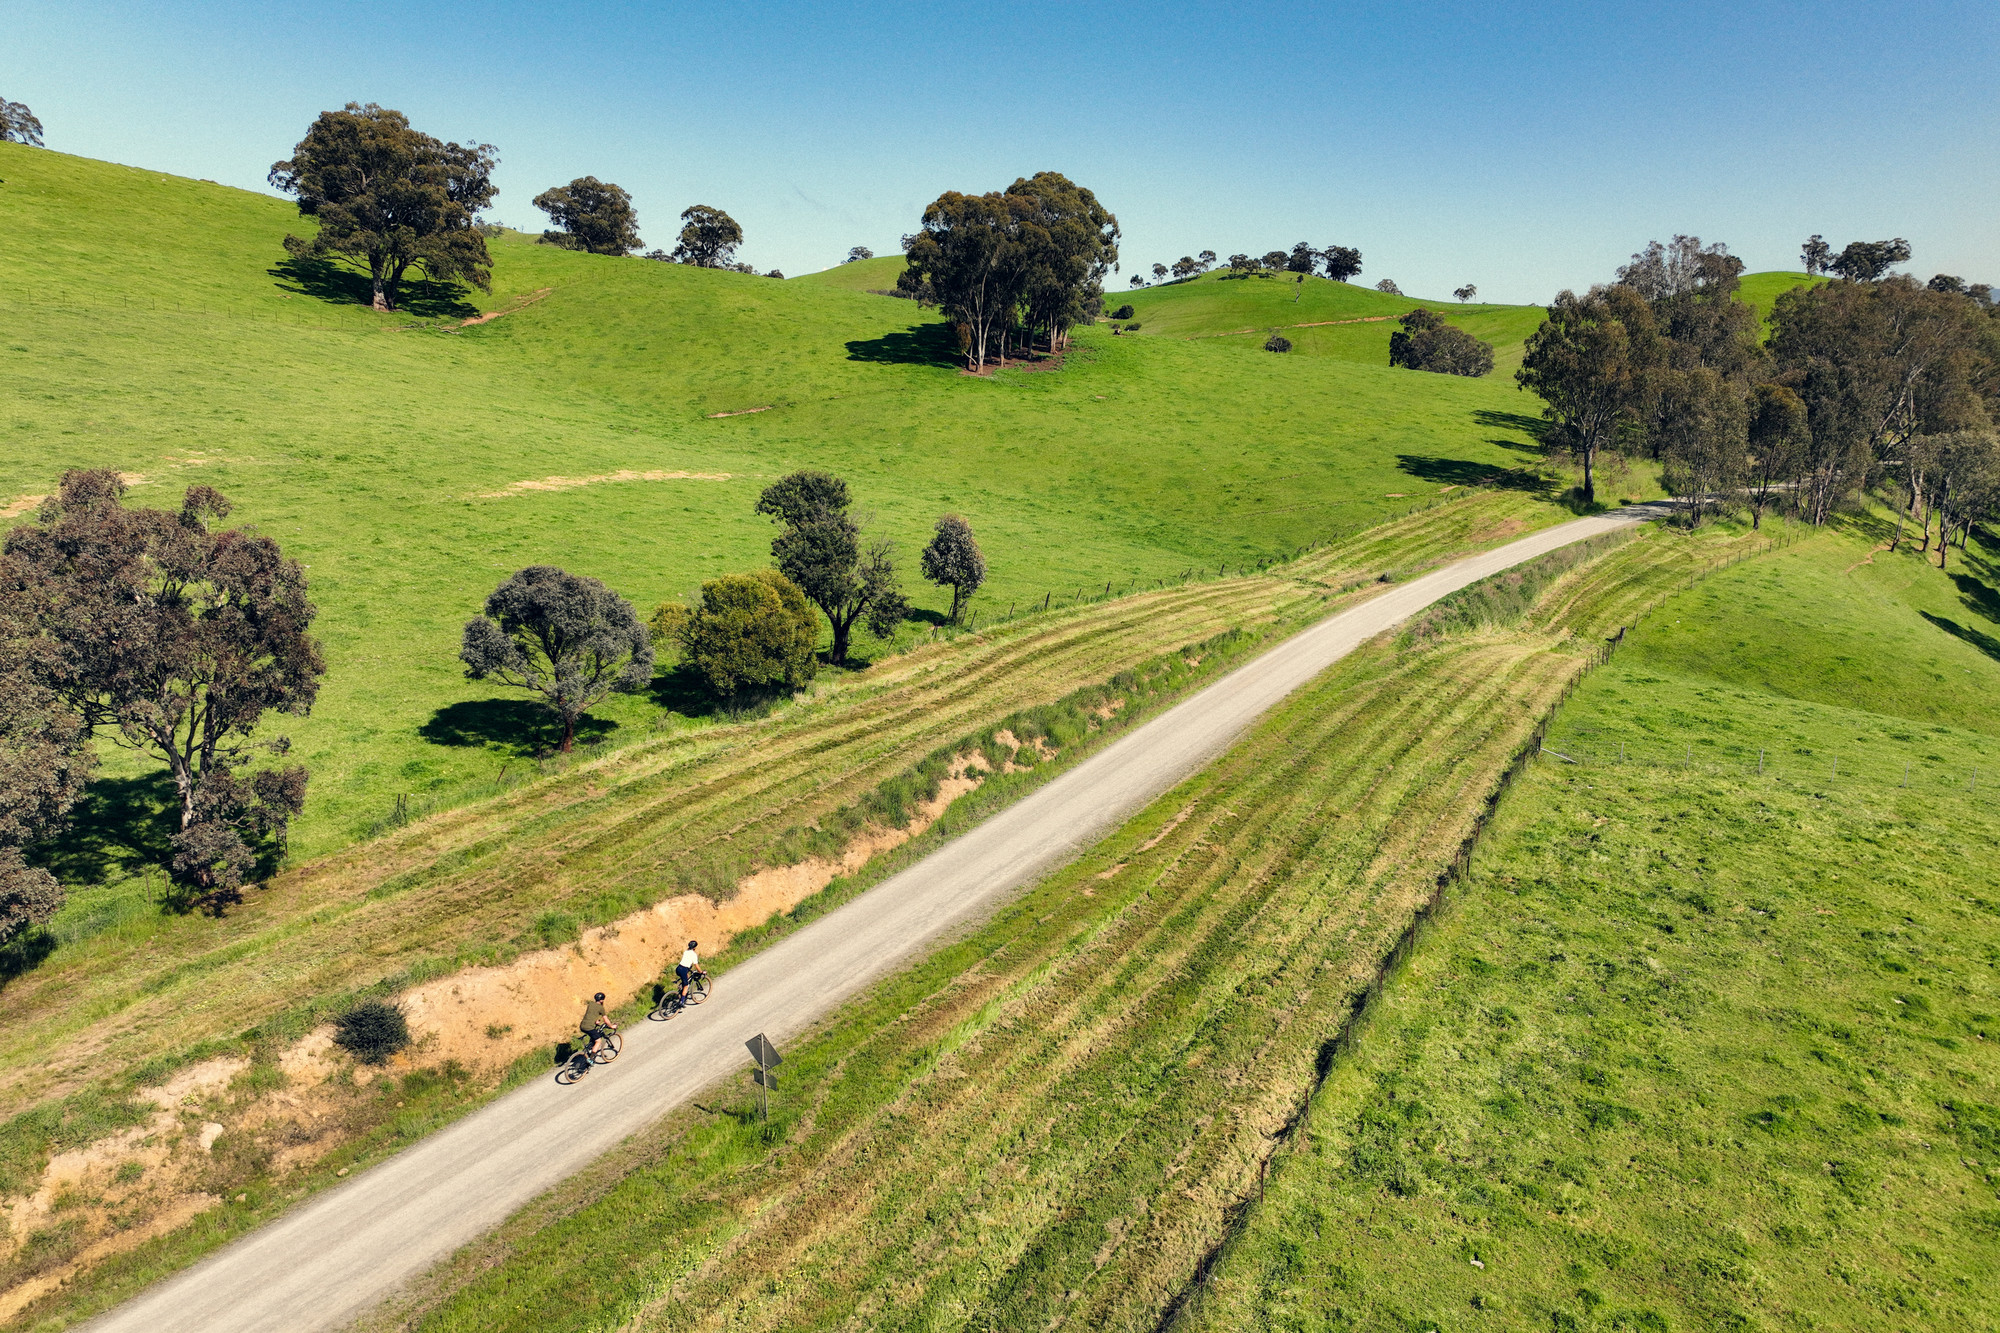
[579,992,616,1056]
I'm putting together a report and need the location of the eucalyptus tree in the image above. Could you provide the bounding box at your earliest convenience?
[0,98,42,145]
[899,190,1027,371]
[1319,245,1362,282]
[2,470,321,899]
[270,103,498,311]
[1005,171,1119,351]
[670,205,745,267]
[920,515,987,623]
[1517,289,1644,503]
[533,176,642,254]
[1744,383,1808,529]
[755,471,907,662]
[460,566,653,752]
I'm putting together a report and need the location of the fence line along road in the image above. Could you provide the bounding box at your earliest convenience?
[84,503,1678,1333]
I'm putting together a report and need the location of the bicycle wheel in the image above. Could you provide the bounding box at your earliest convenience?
[555,1054,588,1085]
[648,993,683,1022]
[591,1031,623,1064]
[688,974,711,1006]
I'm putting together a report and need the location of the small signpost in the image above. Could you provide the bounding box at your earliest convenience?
[745,1033,782,1121]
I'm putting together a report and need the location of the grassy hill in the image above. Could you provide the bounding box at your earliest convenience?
[1112,270,1546,377]
[0,143,1570,863]
[1192,519,2000,1332]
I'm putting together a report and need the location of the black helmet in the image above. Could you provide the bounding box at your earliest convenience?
[593,992,605,1001]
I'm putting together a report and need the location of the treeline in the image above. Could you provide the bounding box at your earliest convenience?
[267,103,775,312]
[894,172,1120,371]
[1127,242,1365,288]
[1518,234,2000,545]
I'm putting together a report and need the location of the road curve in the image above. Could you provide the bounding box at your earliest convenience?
[88,503,1670,1333]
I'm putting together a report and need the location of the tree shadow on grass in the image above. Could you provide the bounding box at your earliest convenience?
[1950,571,2000,626]
[1397,455,1555,495]
[1471,409,1554,456]
[646,664,724,720]
[420,699,617,756]
[39,770,178,888]
[267,257,480,319]
[1921,611,2000,665]
[845,322,961,368]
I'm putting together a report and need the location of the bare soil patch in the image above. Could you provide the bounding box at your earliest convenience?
[459,288,553,327]
[478,469,731,499]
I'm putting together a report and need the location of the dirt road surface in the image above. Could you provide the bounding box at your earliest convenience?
[86,504,1671,1333]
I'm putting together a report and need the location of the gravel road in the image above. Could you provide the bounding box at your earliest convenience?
[87,503,1670,1333]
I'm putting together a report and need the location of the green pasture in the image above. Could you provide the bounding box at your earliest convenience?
[0,143,1564,861]
[1193,522,2000,1332]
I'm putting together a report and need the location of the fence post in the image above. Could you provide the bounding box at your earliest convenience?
[1758,748,1764,775]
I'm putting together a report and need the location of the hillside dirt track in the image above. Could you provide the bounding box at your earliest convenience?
[81,502,1674,1333]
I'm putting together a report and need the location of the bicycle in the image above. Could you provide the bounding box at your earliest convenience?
[554,1028,623,1084]
[648,970,711,1021]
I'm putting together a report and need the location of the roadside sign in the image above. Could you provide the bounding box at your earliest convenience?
[746,1034,783,1121]
[745,1034,782,1070]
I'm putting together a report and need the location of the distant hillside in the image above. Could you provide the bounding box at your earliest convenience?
[790,254,907,291]
[1115,272,1546,376]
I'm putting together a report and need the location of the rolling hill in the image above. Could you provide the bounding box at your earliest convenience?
[0,143,1569,861]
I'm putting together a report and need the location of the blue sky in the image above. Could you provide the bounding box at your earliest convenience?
[10,0,1995,302]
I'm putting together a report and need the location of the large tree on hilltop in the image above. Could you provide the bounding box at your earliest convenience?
[670,205,744,268]
[3,471,321,902]
[1004,172,1119,353]
[899,191,1028,371]
[0,98,43,146]
[1829,238,1912,283]
[1319,245,1362,283]
[755,471,907,663]
[1517,288,1645,503]
[270,103,498,312]
[533,176,642,255]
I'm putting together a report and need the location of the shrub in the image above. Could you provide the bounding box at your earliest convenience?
[1111,304,1135,320]
[333,999,410,1065]
[675,569,820,696]
[1264,334,1293,353]
[1387,308,1495,377]
[1125,322,1141,332]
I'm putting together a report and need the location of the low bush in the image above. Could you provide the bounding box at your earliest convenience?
[332,999,410,1065]
[1264,334,1292,353]
[1111,304,1135,320]
[1125,322,1142,332]
[1388,307,1495,377]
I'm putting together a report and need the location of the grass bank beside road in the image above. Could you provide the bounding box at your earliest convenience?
[1190,523,2000,1333]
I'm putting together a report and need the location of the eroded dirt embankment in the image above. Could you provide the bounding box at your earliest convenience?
[0,761,989,1318]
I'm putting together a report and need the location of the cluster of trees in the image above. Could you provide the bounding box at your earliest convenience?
[0,473,324,926]
[896,172,1120,371]
[1389,309,1495,377]
[0,96,42,146]
[1130,243,1364,289]
[271,105,779,308]
[462,472,988,726]
[1517,234,2000,533]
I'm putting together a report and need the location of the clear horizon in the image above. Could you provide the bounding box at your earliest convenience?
[8,0,1996,303]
